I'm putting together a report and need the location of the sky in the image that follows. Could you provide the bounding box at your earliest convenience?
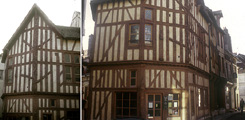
[83,0,245,55]
[0,0,81,53]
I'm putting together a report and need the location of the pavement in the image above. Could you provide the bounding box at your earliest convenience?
[205,111,240,120]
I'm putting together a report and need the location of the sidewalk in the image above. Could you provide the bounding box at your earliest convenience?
[204,111,239,120]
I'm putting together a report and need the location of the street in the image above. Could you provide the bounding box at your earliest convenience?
[226,112,245,120]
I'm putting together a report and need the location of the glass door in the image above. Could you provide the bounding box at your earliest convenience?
[147,94,162,120]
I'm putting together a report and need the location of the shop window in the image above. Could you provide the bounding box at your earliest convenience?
[168,94,179,116]
[145,9,152,20]
[145,24,152,44]
[147,95,161,119]
[130,70,137,87]
[129,24,140,44]
[116,92,137,118]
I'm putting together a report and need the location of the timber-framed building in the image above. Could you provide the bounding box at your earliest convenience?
[1,4,80,120]
[88,0,237,119]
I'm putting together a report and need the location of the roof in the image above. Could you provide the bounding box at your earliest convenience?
[2,4,80,63]
[56,26,80,40]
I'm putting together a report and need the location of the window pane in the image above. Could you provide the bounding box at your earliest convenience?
[116,100,122,107]
[155,102,161,109]
[130,92,137,100]
[75,75,80,82]
[123,92,129,99]
[130,35,139,42]
[64,54,71,63]
[155,95,160,101]
[65,66,71,73]
[148,95,153,101]
[168,94,173,100]
[123,100,129,107]
[174,102,178,107]
[123,109,129,116]
[168,109,173,115]
[131,25,139,34]
[148,102,153,108]
[173,94,178,100]
[116,93,122,99]
[75,67,80,74]
[8,69,12,82]
[148,110,153,117]
[145,9,152,20]
[130,109,137,116]
[74,55,80,63]
[173,109,178,115]
[131,79,136,86]
[116,108,122,115]
[130,100,137,107]
[155,110,160,116]
[168,102,172,107]
[145,25,152,42]
[131,71,136,77]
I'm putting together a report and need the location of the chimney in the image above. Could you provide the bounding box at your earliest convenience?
[213,10,223,27]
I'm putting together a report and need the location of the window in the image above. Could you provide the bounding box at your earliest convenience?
[75,67,80,82]
[7,69,13,83]
[64,54,71,63]
[145,9,152,20]
[65,66,72,81]
[168,94,179,116]
[204,89,208,108]
[116,92,137,118]
[67,111,79,120]
[130,70,137,87]
[129,24,139,44]
[191,91,195,115]
[50,99,56,107]
[147,95,161,119]
[8,57,14,66]
[74,54,80,64]
[43,114,52,120]
[198,88,201,107]
[145,24,152,44]
[0,70,3,80]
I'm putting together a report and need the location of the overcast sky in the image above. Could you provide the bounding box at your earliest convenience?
[0,0,81,53]
[83,0,245,55]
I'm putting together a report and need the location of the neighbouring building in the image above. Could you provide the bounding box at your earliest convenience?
[0,54,5,120]
[1,4,80,120]
[237,54,245,105]
[88,0,237,119]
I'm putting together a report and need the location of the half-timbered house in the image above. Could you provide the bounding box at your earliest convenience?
[1,4,80,120]
[88,0,235,119]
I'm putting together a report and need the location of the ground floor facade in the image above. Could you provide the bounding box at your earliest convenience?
[88,64,211,120]
[2,94,80,120]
